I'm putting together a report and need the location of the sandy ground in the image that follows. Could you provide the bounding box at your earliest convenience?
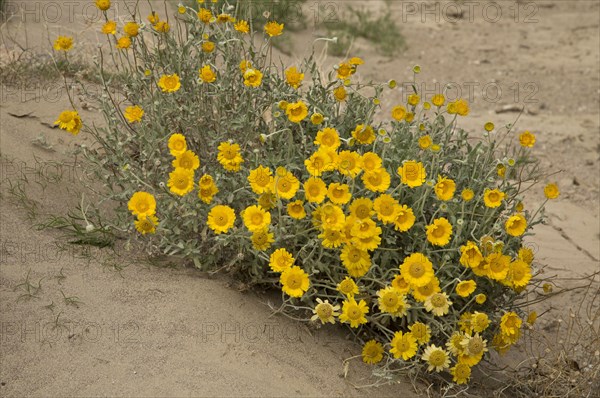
[0,0,599,397]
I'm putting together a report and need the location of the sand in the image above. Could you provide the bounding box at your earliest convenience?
[0,1,598,396]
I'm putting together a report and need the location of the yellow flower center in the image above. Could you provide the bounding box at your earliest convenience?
[467,338,484,355]
[428,350,446,366]
[251,212,264,225]
[347,305,362,320]
[348,248,361,262]
[431,225,446,238]
[316,303,332,319]
[430,293,446,307]
[286,274,301,289]
[215,214,228,226]
[355,205,370,219]
[383,293,398,307]
[409,262,425,278]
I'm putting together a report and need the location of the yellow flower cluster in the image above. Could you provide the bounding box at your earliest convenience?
[59,3,560,385]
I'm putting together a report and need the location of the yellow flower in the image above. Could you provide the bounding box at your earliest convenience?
[518,247,534,264]
[135,215,158,235]
[434,175,455,201]
[424,292,452,316]
[201,41,215,53]
[216,13,233,23]
[264,21,284,37]
[178,5,186,14]
[422,345,450,372]
[336,62,353,79]
[198,174,219,204]
[273,167,299,199]
[362,340,384,364]
[199,65,217,83]
[124,105,144,123]
[158,74,181,93]
[311,298,339,325]
[337,151,362,177]
[269,248,295,272]
[471,312,490,333]
[397,161,426,188]
[207,205,236,234]
[327,183,351,205]
[337,277,359,296]
[544,183,560,199]
[361,152,382,173]
[304,177,327,203]
[351,124,375,145]
[286,200,306,219]
[339,297,368,328]
[239,59,252,73]
[407,94,420,106]
[431,94,445,107]
[455,99,469,116]
[124,22,139,37]
[242,205,271,232]
[333,86,347,101]
[147,11,159,25]
[409,322,431,345]
[400,253,434,288]
[53,36,73,51]
[234,19,250,33]
[391,274,411,294]
[153,21,170,33]
[168,133,187,157]
[362,168,391,193]
[197,8,213,23]
[527,311,538,326]
[390,331,418,360]
[450,363,471,384]
[285,66,304,89]
[102,21,117,35]
[314,127,340,150]
[426,217,453,246]
[318,204,345,232]
[497,164,506,178]
[128,191,156,217]
[305,148,336,176]
[418,135,432,149]
[318,228,345,248]
[310,113,324,125]
[247,166,273,194]
[172,150,200,171]
[286,101,308,123]
[394,205,415,232]
[461,188,474,201]
[340,244,371,278]
[347,198,371,220]
[484,122,495,132]
[455,280,477,297]
[500,311,522,337]
[280,266,310,298]
[168,167,195,196]
[505,259,532,288]
[349,57,364,65]
[505,213,527,236]
[483,188,505,208]
[373,194,400,224]
[259,192,276,210]
[412,278,440,302]
[243,68,263,87]
[54,110,82,135]
[116,36,131,49]
[377,286,405,314]
[486,252,511,281]
[95,0,111,11]
[391,105,407,121]
[217,141,244,172]
[459,241,483,268]
[519,130,536,147]
[475,294,487,304]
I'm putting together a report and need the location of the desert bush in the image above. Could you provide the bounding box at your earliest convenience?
[51,0,561,386]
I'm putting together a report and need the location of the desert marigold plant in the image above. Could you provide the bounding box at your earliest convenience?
[53,0,562,387]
